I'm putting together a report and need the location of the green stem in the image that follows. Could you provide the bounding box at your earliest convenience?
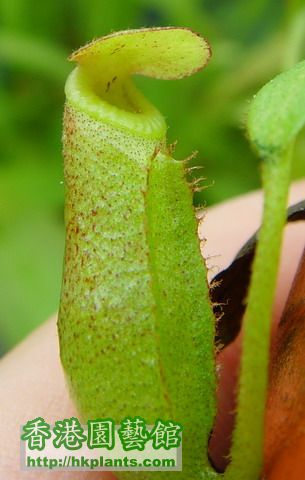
[224,145,293,480]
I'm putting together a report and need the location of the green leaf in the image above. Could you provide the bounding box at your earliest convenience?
[248,60,305,158]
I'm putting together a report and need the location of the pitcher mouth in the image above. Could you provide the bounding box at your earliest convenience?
[65,66,166,139]
[64,27,210,140]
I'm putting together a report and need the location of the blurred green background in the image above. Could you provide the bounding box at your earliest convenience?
[1,0,305,355]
